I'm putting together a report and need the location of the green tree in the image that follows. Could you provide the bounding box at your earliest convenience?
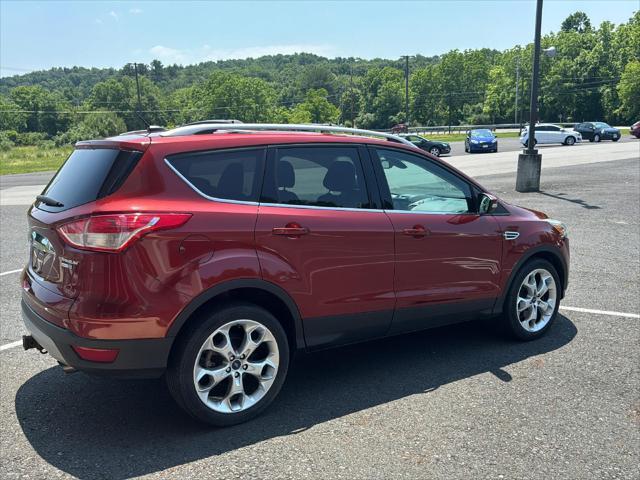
[194,72,277,122]
[289,88,339,124]
[0,95,27,131]
[617,60,640,121]
[55,112,127,145]
[9,86,71,135]
[561,11,592,33]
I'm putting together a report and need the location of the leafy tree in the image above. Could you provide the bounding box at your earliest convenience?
[9,86,70,135]
[561,11,592,33]
[55,112,127,145]
[617,60,640,120]
[289,88,339,124]
[0,95,27,131]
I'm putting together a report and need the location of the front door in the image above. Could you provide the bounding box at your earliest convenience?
[370,147,503,334]
[255,145,395,348]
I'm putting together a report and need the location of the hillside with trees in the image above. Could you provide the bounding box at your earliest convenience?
[1,11,638,149]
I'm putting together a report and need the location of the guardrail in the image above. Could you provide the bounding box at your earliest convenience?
[379,123,581,135]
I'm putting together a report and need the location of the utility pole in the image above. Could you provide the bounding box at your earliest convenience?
[133,62,143,127]
[514,57,520,125]
[516,0,544,192]
[402,55,410,125]
[350,65,355,128]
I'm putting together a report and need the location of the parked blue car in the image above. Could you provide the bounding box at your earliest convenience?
[465,129,498,153]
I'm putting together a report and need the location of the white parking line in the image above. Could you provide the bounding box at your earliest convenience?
[0,304,637,353]
[560,306,640,319]
[0,340,23,351]
[0,268,22,277]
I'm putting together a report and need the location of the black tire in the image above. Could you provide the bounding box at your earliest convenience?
[464,143,469,153]
[429,146,441,157]
[166,302,290,427]
[589,137,594,142]
[564,136,576,146]
[594,134,601,143]
[612,136,619,142]
[502,259,561,341]
[493,146,498,153]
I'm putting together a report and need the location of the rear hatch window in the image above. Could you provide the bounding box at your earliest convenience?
[36,148,142,212]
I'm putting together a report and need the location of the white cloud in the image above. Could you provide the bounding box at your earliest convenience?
[147,44,335,65]
[94,18,103,24]
[129,8,143,14]
[109,10,118,21]
[149,45,189,63]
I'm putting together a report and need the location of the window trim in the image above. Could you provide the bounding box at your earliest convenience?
[164,146,267,205]
[369,146,479,215]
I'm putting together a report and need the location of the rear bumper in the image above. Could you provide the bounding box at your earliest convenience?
[21,300,172,378]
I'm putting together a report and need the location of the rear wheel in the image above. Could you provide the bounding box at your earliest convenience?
[612,137,619,142]
[502,259,561,341]
[564,136,576,146]
[166,303,289,426]
[429,146,441,157]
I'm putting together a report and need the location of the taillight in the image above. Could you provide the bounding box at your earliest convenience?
[57,213,192,252]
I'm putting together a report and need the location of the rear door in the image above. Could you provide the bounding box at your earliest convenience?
[546,125,563,143]
[255,144,395,349]
[369,147,503,334]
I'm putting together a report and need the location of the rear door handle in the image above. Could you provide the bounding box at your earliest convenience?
[402,225,429,238]
[272,223,309,237]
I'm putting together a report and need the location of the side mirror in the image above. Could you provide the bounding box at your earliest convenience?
[478,193,498,214]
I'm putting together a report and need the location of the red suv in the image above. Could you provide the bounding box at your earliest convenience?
[21,123,569,426]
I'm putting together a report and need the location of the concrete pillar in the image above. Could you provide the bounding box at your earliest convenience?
[516,152,542,192]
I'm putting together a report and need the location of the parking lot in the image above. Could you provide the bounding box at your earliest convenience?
[0,139,638,479]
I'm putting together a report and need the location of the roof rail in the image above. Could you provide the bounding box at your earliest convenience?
[160,123,418,148]
[184,119,244,125]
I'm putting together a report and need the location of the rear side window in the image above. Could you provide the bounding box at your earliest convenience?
[37,148,141,212]
[261,146,370,209]
[167,148,265,202]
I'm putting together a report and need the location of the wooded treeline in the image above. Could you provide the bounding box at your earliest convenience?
[1,11,638,147]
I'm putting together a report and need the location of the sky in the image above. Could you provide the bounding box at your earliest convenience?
[1,0,637,77]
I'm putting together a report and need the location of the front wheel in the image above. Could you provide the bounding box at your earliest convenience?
[166,303,290,426]
[594,134,601,143]
[564,136,576,146]
[612,137,619,142]
[429,146,441,157]
[502,259,561,341]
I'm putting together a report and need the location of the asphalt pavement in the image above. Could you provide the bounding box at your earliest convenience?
[0,140,638,479]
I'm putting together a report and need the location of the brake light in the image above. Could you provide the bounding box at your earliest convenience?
[57,213,191,252]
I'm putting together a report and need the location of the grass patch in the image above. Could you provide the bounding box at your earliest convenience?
[0,146,72,175]
[418,131,521,142]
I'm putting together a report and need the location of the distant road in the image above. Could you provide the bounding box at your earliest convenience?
[445,134,636,158]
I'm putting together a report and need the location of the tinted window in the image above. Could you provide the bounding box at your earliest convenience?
[167,148,264,202]
[38,148,141,212]
[547,125,560,131]
[262,147,370,209]
[374,148,472,214]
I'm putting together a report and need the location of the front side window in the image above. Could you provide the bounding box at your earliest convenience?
[262,147,370,209]
[374,148,473,214]
[167,148,265,202]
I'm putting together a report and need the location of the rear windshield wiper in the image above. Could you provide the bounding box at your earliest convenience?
[36,195,64,207]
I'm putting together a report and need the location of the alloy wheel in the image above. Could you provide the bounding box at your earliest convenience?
[516,268,557,332]
[429,147,440,156]
[193,319,280,413]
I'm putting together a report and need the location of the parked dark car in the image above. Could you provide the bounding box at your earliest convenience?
[400,134,451,156]
[630,121,640,139]
[391,123,408,134]
[465,129,498,153]
[21,123,569,427]
[574,122,621,142]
